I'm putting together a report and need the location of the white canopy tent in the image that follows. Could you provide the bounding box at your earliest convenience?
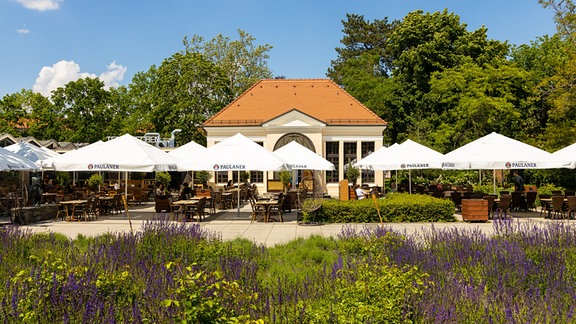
[40,134,178,198]
[181,133,286,215]
[0,147,38,171]
[5,141,58,168]
[355,140,444,193]
[168,140,207,188]
[550,142,576,169]
[168,141,207,171]
[273,141,334,171]
[442,132,569,193]
[274,140,334,191]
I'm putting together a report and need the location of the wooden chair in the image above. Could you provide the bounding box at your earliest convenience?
[55,200,68,222]
[268,193,284,222]
[185,197,207,222]
[551,195,566,220]
[249,197,267,222]
[511,191,527,212]
[85,197,99,221]
[538,194,551,217]
[567,196,576,219]
[496,194,512,219]
[525,191,538,212]
[450,191,462,212]
[168,197,183,221]
[482,195,495,219]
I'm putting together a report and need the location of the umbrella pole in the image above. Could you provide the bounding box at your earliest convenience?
[409,170,412,194]
[237,170,241,217]
[493,170,496,194]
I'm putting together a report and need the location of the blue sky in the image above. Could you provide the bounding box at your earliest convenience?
[0,0,557,97]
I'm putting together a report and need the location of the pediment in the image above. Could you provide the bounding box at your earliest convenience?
[262,109,326,128]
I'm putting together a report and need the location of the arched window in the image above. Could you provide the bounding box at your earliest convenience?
[273,133,315,152]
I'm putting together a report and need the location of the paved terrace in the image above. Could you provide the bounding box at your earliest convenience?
[8,202,567,247]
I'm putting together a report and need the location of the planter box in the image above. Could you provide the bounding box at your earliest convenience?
[462,199,488,222]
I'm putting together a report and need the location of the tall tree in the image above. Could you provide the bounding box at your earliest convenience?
[330,10,509,145]
[50,77,113,143]
[0,90,32,135]
[183,30,273,97]
[536,0,576,149]
[427,61,534,152]
[151,51,233,144]
[327,14,398,84]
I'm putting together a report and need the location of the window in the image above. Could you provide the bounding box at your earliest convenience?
[251,142,264,183]
[361,142,375,183]
[216,171,228,184]
[343,142,357,182]
[326,142,339,183]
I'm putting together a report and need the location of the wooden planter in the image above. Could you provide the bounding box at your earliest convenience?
[462,199,488,222]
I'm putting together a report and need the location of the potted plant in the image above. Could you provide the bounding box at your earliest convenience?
[240,171,250,185]
[195,171,212,189]
[87,173,103,192]
[279,171,291,193]
[346,162,360,186]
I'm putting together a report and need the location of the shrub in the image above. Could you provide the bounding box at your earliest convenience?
[305,193,456,223]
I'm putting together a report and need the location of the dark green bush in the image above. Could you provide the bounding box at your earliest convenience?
[304,193,456,223]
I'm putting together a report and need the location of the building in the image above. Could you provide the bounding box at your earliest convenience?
[203,79,387,197]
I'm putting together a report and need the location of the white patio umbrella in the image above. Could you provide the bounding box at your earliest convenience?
[550,142,576,169]
[183,133,286,216]
[355,140,444,193]
[274,140,334,190]
[41,134,178,198]
[168,140,207,187]
[274,141,334,170]
[169,141,207,171]
[442,132,567,193]
[5,141,58,168]
[0,147,38,171]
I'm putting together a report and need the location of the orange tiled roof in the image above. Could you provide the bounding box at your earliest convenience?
[203,79,387,127]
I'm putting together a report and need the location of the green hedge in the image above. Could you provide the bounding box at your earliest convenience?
[303,193,456,223]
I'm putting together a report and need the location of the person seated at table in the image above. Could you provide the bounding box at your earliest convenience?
[226,180,234,190]
[354,184,369,200]
[179,182,193,200]
[155,182,165,197]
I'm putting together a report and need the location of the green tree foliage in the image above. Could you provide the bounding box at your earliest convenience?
[533,1,576,150]
[330,10,510,146]
[328,14,398,84]
[427,61,535,152]
[184,29,273,97]
[50,77,114,143]
[0,90,34,134]
[151,51,233,144]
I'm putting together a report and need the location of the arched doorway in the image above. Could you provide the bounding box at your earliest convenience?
[274,133,315,152]
[274,133,317,188]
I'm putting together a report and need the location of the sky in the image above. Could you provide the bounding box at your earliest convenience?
[0,0,558,98]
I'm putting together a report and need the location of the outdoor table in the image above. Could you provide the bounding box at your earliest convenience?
[42,192,59,204]
[59,199,88,221]
[255,199,278,222]
[98,196,114,215]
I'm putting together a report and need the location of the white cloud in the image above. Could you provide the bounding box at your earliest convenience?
[16,0,61,11]
[99,61,127,89]
[16,28,30,34]
[33,60,127,97]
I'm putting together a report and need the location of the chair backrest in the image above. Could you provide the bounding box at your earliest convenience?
[525,191,537,204]
[483,195,495,210]
[499,191,510,195]
[552,195,565,210]
[567,195,576,210]
[499,195,512,209]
